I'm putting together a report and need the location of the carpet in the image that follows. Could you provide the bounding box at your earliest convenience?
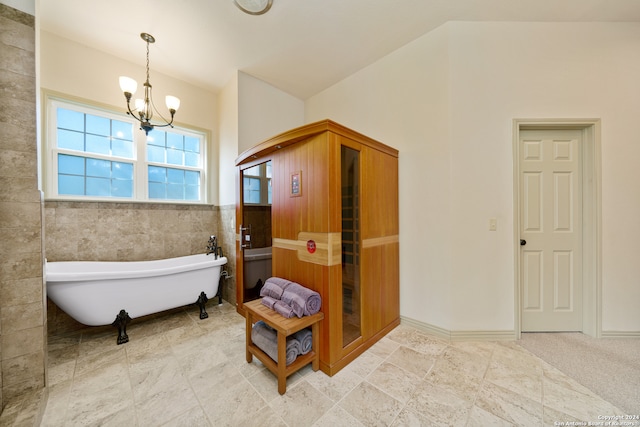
[518,332,640,416]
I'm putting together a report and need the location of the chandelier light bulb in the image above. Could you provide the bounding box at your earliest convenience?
[165,96,181,112]
[119,76,137,96]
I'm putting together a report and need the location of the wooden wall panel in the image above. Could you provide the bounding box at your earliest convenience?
[361,145,399,240]
[359,143,400,342]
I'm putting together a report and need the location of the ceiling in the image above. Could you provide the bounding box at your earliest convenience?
[38,0,640,100]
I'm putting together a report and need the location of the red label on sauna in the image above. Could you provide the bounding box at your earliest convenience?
[307,240,316,254]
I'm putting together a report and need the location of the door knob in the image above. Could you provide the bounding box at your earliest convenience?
[520,239,527,246]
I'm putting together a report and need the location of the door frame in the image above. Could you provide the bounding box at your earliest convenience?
[513,119,602,339]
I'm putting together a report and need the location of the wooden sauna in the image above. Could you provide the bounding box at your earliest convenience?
[235,119,399,376]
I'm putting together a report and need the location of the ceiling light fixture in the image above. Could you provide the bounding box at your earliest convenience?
[119,33,180,135]
[233,0,273,15]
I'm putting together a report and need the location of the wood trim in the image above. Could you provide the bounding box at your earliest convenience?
[272,232,342,266]
[362,234,399,249]
[235,119,398,166]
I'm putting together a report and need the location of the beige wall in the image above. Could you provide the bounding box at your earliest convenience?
[306,21,640,336]
[0,2,45,406]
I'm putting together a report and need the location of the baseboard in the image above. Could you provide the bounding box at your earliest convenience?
[400,316,515,341]
[601,330,640,338]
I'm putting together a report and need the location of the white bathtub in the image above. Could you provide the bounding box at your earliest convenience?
[46,254,228,327]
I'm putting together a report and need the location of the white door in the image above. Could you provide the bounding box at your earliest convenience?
[520,129,582,331]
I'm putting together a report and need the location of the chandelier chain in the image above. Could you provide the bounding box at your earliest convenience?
[146,39,150,84]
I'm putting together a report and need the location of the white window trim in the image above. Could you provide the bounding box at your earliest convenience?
[43,92,209,204]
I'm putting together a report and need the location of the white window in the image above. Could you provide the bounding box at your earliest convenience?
[44,94,208,203]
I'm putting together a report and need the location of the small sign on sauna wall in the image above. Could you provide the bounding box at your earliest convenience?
[290,171,302,197]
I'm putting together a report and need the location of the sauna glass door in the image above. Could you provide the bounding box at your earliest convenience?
[241,160,272,302]
[341,146,361,347]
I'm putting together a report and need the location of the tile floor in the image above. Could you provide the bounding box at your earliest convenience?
[1,302,628,426]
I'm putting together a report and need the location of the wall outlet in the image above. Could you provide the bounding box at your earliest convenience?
[489,218,497,231]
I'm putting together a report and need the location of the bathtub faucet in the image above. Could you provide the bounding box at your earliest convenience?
[206,235,223,259]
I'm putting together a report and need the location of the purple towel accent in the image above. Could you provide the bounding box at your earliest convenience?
[265,277,293,291]
[273,300,295,318]
[260,282,284,300]
[251,321,300,365]
[281,288,305,318]
[294,328,313,355]
[260,296,277,309]
[281,282,322,317]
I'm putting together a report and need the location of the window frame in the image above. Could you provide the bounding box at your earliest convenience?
[43,92,209,204]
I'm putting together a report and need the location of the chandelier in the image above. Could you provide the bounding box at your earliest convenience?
[119,33,180,135]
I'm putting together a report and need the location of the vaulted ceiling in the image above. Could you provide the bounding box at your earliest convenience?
[39,0,640,99]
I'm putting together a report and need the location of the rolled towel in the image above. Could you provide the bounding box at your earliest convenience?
[260,296,277,309]
[281,282,322,317]
[260,281,284,300]
[273,300,295,318]
[265,277,293,291]
[294,328,313,355]
[251,320,300,365]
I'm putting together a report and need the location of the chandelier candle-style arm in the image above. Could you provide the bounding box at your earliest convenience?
[119,33,180,135]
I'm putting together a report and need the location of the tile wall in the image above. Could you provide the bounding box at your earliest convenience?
[0,3,45,408]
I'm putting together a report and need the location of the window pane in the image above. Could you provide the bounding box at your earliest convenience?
[112,139,133,158]
[148,166,166,183]
[57,108,84,132]
[112,179,133,198]
[167,168,184,184]
[58,154,84,175]
[86,177,110,196]
[57,129,84,151]
[147,129,165,146]
[166,148,183,165]
[167,133,183,150]
[185,136,199,153]
[185,185,199,200]
[167,183,184,199]
[185,152,199,167]
[86,114,110,136]
[58,175,84,195]
[185,171,199,186]
[86,158,111,178]
[112,120,133,141]
[112,162,133,180]
[266,162,272,178]
[86,134,110,155]
[149,182,165,199]
[147,145,165,163]
[243,177,261,203]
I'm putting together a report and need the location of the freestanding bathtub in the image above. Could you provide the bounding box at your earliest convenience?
[46,253,227,343]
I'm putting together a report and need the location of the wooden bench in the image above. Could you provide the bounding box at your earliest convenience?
[244,299,324,394]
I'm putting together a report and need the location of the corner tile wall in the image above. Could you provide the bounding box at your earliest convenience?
[0,3,45,407]
[217,205,237,307]
[44,202,237,333]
